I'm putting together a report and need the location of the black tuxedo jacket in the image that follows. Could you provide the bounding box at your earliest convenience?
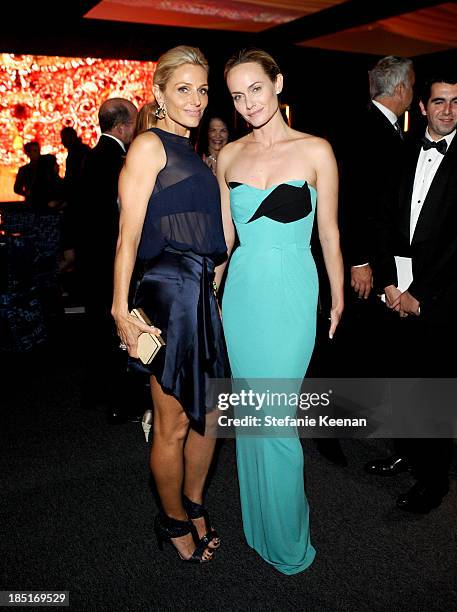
[14,163,34,201]
[340,102,406,267]
[64,141,91,199]
[375,133,457,322]
[79,135,125,300]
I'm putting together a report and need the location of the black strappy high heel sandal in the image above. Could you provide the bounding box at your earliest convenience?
[182,495,221,550]
[154,514,214,563]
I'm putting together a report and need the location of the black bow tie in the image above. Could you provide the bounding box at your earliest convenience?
[421,137,447,155]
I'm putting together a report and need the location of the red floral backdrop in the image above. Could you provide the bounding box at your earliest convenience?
[0,53,156,201]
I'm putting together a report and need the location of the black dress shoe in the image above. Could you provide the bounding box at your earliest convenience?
[364,455,410,476]
[315,439,348,467]
[396,481,449,513]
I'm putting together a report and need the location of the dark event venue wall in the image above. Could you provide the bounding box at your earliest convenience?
[1,15,455,175]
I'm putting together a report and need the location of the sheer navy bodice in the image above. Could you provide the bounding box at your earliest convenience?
[137,127,226,261]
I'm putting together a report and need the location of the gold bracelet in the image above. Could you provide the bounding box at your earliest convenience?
[212,280,218,296]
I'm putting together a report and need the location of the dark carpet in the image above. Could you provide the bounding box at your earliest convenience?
[1,315,456,612]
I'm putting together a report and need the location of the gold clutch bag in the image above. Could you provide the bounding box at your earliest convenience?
[130,308,165,365]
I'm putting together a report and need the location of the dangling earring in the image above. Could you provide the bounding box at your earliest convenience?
[154,104,167,119]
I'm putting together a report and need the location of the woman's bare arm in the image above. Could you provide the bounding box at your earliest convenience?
[111,132,166,355]
[314,139,344,339]
[214,143,236,291]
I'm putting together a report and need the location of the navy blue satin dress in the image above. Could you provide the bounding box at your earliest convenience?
[132,128,228,432]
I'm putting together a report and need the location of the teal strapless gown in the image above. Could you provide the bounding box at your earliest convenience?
[222,180,318,575]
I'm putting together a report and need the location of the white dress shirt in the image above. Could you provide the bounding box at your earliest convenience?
[371,99,398,126]
[100,133,126,209]
[394,128,456,298]
[101,132,126,153]
[410,128,455,241]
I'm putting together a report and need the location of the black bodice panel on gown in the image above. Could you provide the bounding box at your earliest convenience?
[228,181,312,223]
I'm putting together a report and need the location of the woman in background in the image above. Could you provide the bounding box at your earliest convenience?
[134,101,157,137]
[216,49,344,574]
[201,116,229,175]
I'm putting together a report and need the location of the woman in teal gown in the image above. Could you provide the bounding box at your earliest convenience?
[215,49,344,575]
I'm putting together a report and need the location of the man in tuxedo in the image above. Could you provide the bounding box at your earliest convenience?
[61,126,91,209]
[366,75,457,512]
[79,98,137,288]
[60,127,91,302]
[316,57,415,467]
[79,97,138,421]
[340,55,415,363]
[14,142,64,213]
[14,141,42,204]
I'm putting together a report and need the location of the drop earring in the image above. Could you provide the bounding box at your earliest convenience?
[154,104,167,119]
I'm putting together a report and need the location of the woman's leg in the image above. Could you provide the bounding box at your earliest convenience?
[150,376,212,560]
[183,409,219,544]
[183,409,218,503]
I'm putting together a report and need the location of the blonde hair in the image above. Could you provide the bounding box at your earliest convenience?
[154,45,209,92]
[224,48,281,83]
[144,46,209,127]
[134,101,158,136]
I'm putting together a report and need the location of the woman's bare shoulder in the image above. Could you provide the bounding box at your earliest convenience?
[291,131,334,158]
[130,130,164,154]
[290,129,330,147]
[223,137,249,152]
[125,130,166,169]
[217,139,246,163]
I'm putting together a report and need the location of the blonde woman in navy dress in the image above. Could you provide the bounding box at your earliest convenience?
[216,49,344,574]
[112,46,228,563]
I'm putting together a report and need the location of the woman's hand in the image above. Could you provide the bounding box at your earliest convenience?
[112,309,162,358]
[329,303,343,340]
[313,138,344,341]
[112,131,166,357]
